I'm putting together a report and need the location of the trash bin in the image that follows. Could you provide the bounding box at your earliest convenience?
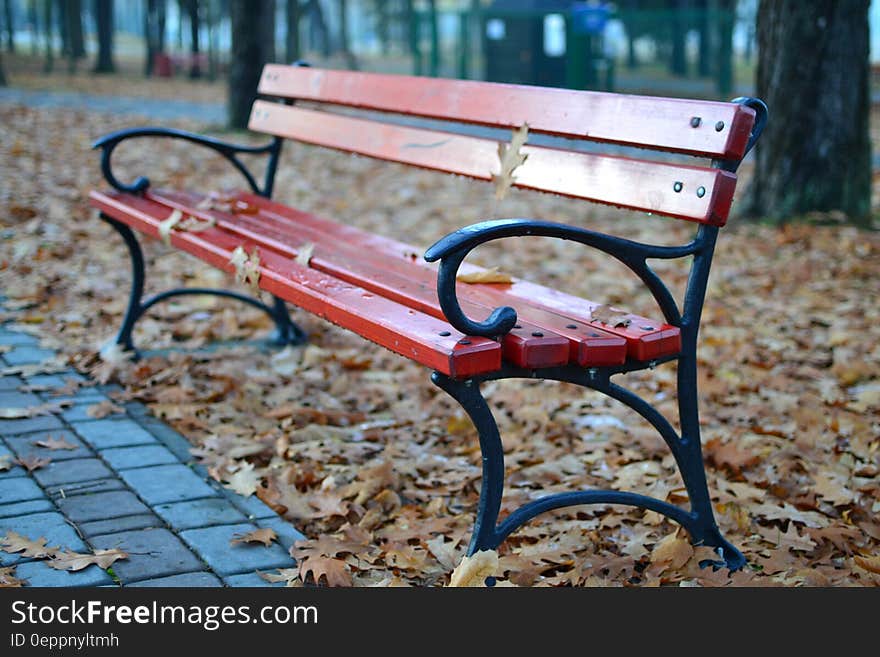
[153,52,173,78]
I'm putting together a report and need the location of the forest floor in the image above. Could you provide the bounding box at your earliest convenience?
[1,64,879,587]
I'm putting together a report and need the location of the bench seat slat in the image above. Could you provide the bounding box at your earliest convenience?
[249,102,737,226]
[256,65,756,160]
[146,190,607,368]
[89,190,502,379]
[232,192,680,361]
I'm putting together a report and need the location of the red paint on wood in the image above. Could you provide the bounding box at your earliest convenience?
[249,102,737,226]
[256,65,755,160]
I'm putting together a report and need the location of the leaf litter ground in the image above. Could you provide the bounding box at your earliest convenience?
[0,102,878,587]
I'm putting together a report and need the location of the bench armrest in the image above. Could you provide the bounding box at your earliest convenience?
[93,127,280,196]
[424,219,703,338]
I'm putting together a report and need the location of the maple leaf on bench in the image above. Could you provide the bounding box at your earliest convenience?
[492,123,529,201]
[590,304,632,328]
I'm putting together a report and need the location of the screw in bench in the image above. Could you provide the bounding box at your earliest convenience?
[673,181,683,193]
[715,121,725,131]
[696,186,706,198]
[690,116,702,128]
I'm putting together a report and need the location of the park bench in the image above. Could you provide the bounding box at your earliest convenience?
[89,64,767,572]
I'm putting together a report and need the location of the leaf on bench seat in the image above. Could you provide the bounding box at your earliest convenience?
[229,245,261,295]
[590,304,633,328]
[295,242,315,267]
[493,123,529,201]
[456,266,513,284]
[158,208,182,246]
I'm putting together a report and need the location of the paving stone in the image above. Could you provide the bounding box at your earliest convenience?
[32,458,114,487]
[224,572,285,588]
[4,430,92,462]
[45,477,127,499]
[56,490,151,523]
[0,414,64,436]
[0,477,44,505]
[0,498,55,518]
[0,512,89,566]
[179,523,295,576]
[78,514,163,538]
[73,418,158,450]
[3,346,57,365]
[223,489,279,520]
[123,401,150,417]
[0,441,25,479]
[139,418,194,462]
[27,372,86,390]
[0,390,46,408]
[90,528,205,584]
[60,404,112,423]
[154,498,247,531]
[39,389,108,405]
[100,445,178,471]
[12,560,113,587]
[0,331,38,346]
[119,464,217,505]
[128,572,222,588]
[256,517,307,551]
[0,375,24,390]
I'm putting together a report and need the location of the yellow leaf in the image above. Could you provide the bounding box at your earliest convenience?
[228,246,261,295]
[225,462,261,497]
[456,267,513,284]
[295,242,315,267]
[448,549,499,587]
[492,123,529,201]
[231,528,278,547]
[158,208,183,246]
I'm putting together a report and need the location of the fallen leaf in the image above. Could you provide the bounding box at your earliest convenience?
[229,246,261,295]
[456,267,513,284]
[298,555,352,587]
[32,436,78,450]
[493,123,529,200]
[649,532,694,570]
[158,208,183,246]
[260,568,301,586]
[0,401,70,419]
[448,550,499,587]
[15,456,50,472]
[0,455,12,472]
[86,400,125,419]
[295,242,315,267]
[0,532,60,559]
[178,215,216,233]
[47,548,128,572]
[0,566,25,588]
[590,304,632,328]
[231,528,278,547]
[853,554,880,574]
[225,462,262,497]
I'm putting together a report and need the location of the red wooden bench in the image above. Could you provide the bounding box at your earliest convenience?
[90,64,767,574]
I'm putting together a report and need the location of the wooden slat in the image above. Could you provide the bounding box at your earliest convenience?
[249,102,737,226]
[89,191,502,379]
[257,65,756,160]
[145,190,576,369]
[232,192,679,361]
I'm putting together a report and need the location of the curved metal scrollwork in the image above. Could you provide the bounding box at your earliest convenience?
[424,218,712,338]
[93,127,282,196]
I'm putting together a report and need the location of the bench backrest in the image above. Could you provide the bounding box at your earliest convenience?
[249,65,759,227]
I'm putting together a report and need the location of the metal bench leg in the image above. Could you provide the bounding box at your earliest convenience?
[101,213,308,358]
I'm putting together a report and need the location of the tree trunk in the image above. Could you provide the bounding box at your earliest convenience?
[42,0,53,73]
[68,0,85,57]
[0,49,7,85]
[228,0,273,129]
[426,0,438,77]
[716,0,734,97]
[745,0,871,226]
[696,0,711,77]
[28,0,38,56]
[3,0,14,53]
[668,0,687,76]
[285,0,300,64]
[93,0,115,73]
[187,0,200,78]
[405,0,420,75]
[338,0,357,69]
[144,0,155,76]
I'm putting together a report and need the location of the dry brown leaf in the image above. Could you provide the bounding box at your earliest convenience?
[853,554,880,574]
[493,123,529,200]
[650,532,694,570]
[0,401,70,419]
[590,304,632,328]
[0,566,25,588]
[448,550,499,587]
[86,400,125,419]
[225,462,262,497]
[231,528,278,547]
[158,208,183,246]
[0,455,12,472]
[32,435,78,450]
[47,548,128,572]
[229,246,261,295]
[260,568,301,586]
[15,456,50,472]
[178,215,216,233]
[295,242,315,267]
[299,555,352,587]
[0,532,60,559]
[456,267,514,284]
